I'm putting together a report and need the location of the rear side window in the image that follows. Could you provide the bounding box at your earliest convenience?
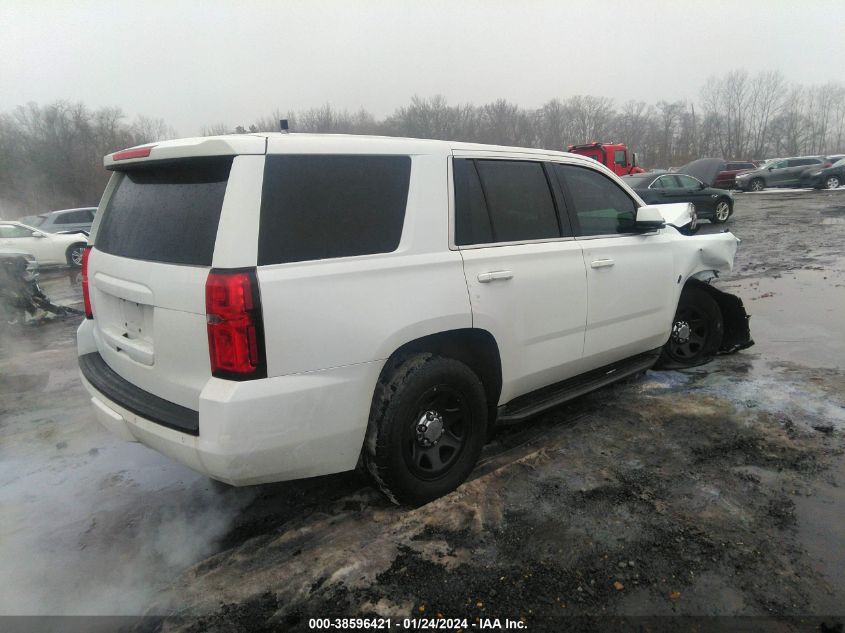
[55,210,90,224]
[258,155,411,265]
[473,160,560,243]
[555,165,638,236]
[453,159,493,245]
[96,158,232,266]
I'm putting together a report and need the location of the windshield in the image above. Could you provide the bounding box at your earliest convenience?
[833,158,845,168]
[21,215,46,227]
[621,175,654,188]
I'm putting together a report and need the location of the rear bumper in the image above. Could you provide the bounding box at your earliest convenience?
[78,350,384,486]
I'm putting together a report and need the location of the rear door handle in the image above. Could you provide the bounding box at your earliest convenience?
[477,270,513,283]
[590,259,615,269]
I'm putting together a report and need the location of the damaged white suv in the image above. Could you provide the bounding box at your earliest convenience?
[77,134,752,505]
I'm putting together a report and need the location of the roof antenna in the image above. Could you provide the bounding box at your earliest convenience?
[279,119,289,134]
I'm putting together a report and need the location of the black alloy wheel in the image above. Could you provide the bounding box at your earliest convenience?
[657,286,724,369]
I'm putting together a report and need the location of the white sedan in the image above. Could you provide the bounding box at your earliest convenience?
[0,221,88,267]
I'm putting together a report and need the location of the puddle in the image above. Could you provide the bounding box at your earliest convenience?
[718,267,845,369]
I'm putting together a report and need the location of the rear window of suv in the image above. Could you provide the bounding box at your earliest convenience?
[258,155,411,265]
[96,158,232,266]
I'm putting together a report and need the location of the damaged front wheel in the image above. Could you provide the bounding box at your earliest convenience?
[657,286,724,369]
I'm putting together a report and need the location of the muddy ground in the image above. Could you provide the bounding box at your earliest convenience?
[1,189,844,632]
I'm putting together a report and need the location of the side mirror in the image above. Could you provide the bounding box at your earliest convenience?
[768,166,774,171]
[32,232,46,238]
[699,182,707,190]
[631,152,638,168]
[633,205,666,231]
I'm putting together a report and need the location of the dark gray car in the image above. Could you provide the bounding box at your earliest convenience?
[19,207,96,234]
[735,157,824,191]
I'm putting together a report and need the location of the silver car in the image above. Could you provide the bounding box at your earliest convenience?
[19,207,96,235]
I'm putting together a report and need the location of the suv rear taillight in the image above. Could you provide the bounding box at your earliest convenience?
[205,269,266,380]
[81,246,93,319]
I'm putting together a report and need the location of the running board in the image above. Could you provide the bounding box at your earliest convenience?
[496,349,661,425]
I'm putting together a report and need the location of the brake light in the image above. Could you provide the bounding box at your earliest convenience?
[81,246,93,319]
[205,270,266,380]
[112,146,154,161]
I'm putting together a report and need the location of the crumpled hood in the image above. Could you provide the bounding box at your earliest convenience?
[677,158,726,187]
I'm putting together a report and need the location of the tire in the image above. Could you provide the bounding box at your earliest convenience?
[749,178,765,192]
[66,243,86,267]
[656,286,724,369]
[825,175,841,189]
[364,354,487,506]
[713,199,732,223]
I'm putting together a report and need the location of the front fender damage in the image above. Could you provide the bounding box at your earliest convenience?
[689,280,755,354]
[672,231,754,354]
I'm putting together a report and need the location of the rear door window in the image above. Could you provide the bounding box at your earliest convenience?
[96,158,232,266]
[473,160,560,243]
[55,210,91,224]
[258,155,411,265]
[453,159,493,246]
[555,164,639,236]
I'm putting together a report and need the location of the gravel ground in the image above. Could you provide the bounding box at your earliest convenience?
[1,189,844,632]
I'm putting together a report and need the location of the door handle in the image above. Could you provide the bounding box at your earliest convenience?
[590,259,615,269]
[477,270,513,283]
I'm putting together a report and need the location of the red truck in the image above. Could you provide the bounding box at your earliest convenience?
[567,142,644,177]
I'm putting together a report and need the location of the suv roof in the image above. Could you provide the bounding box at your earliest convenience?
[104,133,602,170]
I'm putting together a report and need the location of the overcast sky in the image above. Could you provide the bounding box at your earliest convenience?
[2,0,843,136]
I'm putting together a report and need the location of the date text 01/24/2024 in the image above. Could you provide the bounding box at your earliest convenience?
[308,617,528,630]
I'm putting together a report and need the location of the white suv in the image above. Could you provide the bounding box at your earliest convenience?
[77,134,753,505]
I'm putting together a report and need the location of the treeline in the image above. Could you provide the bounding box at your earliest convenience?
[2,70,845,218]
[0,102,175,218]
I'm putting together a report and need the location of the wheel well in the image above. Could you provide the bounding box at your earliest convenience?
[380,329,503,423]
[682,279,753,353]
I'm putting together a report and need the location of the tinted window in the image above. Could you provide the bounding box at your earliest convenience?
[677,175,702,189]
[55,210,91,224]
[788,158,821,167]
[453,159,493,246]
[0,225,34,238]
[621,175,654,188]
[96,158,232,266]
[728,162,754,170]
[474,160,560,242]
[614,150,626,166]
[259,155,411,265]
[555,165,638,236]
[654,175,682,189]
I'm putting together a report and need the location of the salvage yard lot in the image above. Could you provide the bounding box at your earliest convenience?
[1,189,844,630]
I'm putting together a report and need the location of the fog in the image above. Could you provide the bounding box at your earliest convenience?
[2,0,843,136]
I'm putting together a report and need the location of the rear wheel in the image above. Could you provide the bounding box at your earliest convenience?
[713,199,732,223]
[364,354,486,506]
[825,175,841,189]
[66,243,86,267]
[749,178,765,192]
[656,286,724,369]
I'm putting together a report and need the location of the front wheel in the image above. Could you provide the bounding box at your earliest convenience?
[656,286,724,369]
[364,354,487,506]
[749,178,765,192]
[825,175,841,189]
[67,243,86,267]
[713,199,732,223]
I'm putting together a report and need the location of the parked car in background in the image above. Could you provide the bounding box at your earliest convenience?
[0,221,88,266]
[713,161,757,189]
[735,156,825,191]
[622,171,734,223]
[19,207,96,235]
[799,157,845,189]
